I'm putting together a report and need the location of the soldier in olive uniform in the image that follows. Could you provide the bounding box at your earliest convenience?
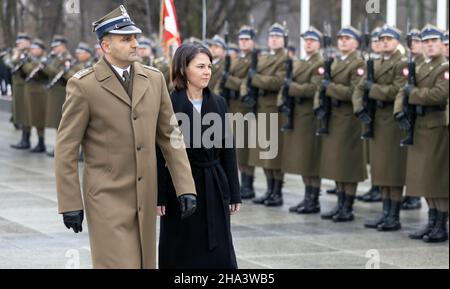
[21,38,49,153]
[353,25,408,231]
[137,36,171,91]
[357,26,383,203]
[394,25,449,243]
[240,23,287,206]
[315,26,367,222]
[5,33,31,149]
[209,35,226,92]
[220,26,256,199]
[401,28,424,210]
[42,35,73,156]
[64,42,95,80]
[279,27,323,214]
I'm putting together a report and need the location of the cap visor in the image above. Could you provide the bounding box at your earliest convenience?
[108,25,142,35]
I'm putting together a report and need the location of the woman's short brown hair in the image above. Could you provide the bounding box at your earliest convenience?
[171,43,213,90]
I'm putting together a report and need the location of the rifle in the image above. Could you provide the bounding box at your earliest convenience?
[11,53,29,74]
[315,22,334,136]
[360,19,376,139]
[399,21,422,146]
[279,21,295,131]
[25,60,45,82]
[0,48,11,59]
[45,59,73,89]
[219,21,232,103]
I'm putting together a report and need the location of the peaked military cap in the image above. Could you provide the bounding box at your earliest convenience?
[379,25,402,41]
[268,23,286,37]
[75,42,93,55]
[51,35,68,48]
[238,25,256,39]
[302,26,323,41]
[421,24,444,41]
[337,26,362,42]
[92,5,142,40]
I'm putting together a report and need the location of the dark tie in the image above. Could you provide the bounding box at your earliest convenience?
[122,70,132,98]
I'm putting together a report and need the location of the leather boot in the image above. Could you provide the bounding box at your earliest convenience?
[241,173,255,200]
[333,194,355,222]
[10,131,30,150]
[378,200,402,231]
[297,187,320,214]
[357,186,381,203]
[364,199,390,229]
[321,191,345,220]
[409,209,438,240]
[423,212,448,243]
[264,179,283,207]
[30,137,46,153]
[289,186,310,213]
[401,196,422,210]
[253,177,274,205]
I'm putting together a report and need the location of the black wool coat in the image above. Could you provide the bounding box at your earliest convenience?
[157,88,241,269]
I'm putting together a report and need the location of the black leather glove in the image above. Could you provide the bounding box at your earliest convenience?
[284,78,292,88]
[63,210,84,233]
[357,109,372,124]
[395,112,411,130]
[321,79,331,89]
[314,107,327,120]
[364,80,373,91]
[248,68,257,79]
[404,84,414,97]
[178,194,197,219]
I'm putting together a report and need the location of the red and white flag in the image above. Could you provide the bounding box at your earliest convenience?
[160,0,181,57]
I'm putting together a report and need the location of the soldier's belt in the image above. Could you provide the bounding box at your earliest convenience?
[376,100,394,108]
[331,98,341,107]
[229,90,240,100]
[295,96,305,104]
[419,105,446,115]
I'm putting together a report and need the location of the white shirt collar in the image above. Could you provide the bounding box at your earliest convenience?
[424,58,432,64]
[111,64,131,80]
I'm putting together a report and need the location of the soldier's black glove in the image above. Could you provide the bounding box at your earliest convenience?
[284,78,292,88]
[63,210,84,233]
[357,109,372,124]
[321,79,331,89]
[364,80,374,91]
[395,112,411,130]
[178,194,197,219]
[314,107,327,120]
[248,69,257,79]
[404,84,414,97]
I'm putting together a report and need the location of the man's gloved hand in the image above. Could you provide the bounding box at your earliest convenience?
[284,78,292,88]
[314,107,327,120]
[357,109,372,124]
[364,80,373,91]
[63,210,84,233]
[404,84,414,97]
[248,68,257,79]
[321,79,331,89]
[178,194,197,219]
[395,112,411,130]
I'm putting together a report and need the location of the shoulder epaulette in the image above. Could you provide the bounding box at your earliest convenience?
[73,67,93,79]
[143,65,161,73]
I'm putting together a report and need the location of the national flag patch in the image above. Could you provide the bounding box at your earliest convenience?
[318,67,325,75]
[403,68,409,77]
[357,68,365,76]
[445,71,449,80]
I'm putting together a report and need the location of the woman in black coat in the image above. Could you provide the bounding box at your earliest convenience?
[157,43,241,269]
